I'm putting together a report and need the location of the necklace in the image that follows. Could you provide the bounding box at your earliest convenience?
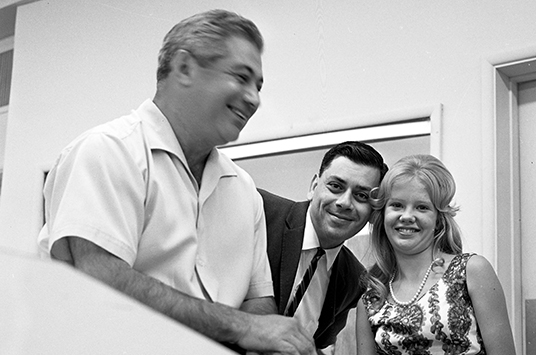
[389,260,435,306]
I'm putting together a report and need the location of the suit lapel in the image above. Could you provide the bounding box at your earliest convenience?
[278,201,309,314]
[317,254,344,329]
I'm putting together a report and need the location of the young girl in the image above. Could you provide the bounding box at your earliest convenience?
[355,154,516,355]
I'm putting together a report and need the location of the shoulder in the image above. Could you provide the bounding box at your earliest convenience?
[61,112,143,159]
[465,253,495,278]
[84,108,143,140]
[461,254,507,307]
[258,188,299,215]
[337,246,366,275]
[446,252,478,268]
[58,127,135,169]
[445,253,496,285]
[258,188,294,204]
[339,245,360,262]
[335,246,367,295]
[449,253,492,273]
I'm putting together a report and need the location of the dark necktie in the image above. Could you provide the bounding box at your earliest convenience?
[284,247,325,317]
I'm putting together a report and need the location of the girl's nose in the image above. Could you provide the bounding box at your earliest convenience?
[399,208,416,222]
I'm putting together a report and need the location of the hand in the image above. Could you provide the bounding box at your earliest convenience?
[238,314,316,355]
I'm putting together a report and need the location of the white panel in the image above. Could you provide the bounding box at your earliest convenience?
[221,120,430,160]
[0,248,234,355]
[518,80,536,355]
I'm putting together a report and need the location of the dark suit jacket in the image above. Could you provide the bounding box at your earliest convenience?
[259,188,367,349]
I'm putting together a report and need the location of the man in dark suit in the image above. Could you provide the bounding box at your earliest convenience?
[259,141,388,352]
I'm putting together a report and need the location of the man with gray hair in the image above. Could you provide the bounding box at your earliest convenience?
[38,9,314,355]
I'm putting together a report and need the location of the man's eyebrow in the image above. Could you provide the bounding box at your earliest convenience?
[326,175,345,184]
[232,65,264,86]
[235,64,261,75]
[354,185,375,193]
[328,175,375,191]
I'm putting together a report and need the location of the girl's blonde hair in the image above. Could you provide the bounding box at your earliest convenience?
[366,154,463,304]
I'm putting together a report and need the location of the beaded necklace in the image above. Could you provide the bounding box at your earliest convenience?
[389,260,435,306]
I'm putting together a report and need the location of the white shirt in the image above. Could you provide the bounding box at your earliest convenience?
[288,207,342,337]
[37,99,273,307]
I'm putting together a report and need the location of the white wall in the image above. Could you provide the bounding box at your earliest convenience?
[2,0,536,258]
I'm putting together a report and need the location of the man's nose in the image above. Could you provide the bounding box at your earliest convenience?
[336,190,353,209]
[243,84,260,110]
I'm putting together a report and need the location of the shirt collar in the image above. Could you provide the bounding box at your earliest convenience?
[137,99,238,193]
[303,206,342,271]
[137,99,185,161]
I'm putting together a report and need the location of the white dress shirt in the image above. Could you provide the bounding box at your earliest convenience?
[287,207,342,338]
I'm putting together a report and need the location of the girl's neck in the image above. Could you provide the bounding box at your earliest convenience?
[395,250,441,281]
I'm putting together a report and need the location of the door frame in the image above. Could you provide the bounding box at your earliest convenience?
[483,47,536,353]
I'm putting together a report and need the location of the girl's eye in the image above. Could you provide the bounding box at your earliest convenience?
[389,202,402,208]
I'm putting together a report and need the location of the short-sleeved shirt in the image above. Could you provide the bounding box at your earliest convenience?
[38,99,273,307]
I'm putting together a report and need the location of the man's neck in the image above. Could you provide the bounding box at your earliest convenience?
[153,95,212,186]
[186,154,208,187]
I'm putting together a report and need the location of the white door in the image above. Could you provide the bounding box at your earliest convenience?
[518,79,536,355]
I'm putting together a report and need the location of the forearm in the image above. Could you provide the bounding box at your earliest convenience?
[132,270,253,340]
[66,236,315,354]
[67,236,250,344]
[111,267,318,353]
[239,296,278,315]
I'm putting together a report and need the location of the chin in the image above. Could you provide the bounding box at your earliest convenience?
[226,135,240,144]
[226,129,243,144]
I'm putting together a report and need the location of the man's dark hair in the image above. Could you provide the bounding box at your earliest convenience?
[319,141,388,182]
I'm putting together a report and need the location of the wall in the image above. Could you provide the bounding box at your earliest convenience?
[1,0,536,269]
[0,4,16,187]
[3,0,536,257]
[1,1,534,352]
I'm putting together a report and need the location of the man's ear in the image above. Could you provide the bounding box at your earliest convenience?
[367,210,375,223]
[171,49,197,85]
[306,174,319,201]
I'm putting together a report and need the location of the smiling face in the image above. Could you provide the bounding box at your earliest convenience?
[384,178,438,257]
[308,156,381,249]
[193,36,263,146]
